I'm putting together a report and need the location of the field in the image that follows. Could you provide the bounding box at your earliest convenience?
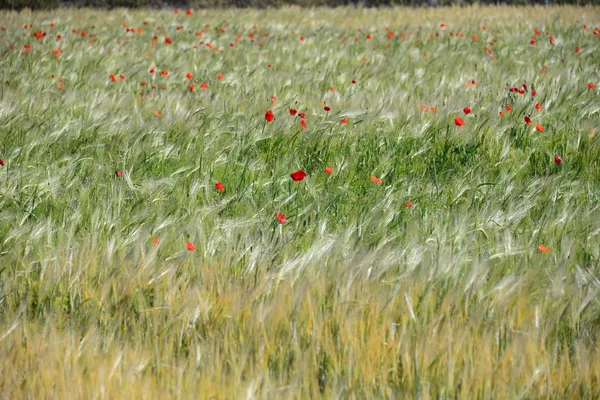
[0,5,599,398]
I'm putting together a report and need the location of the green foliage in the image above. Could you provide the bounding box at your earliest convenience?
[0,5,599,398]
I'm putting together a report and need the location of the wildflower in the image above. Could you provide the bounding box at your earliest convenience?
[454,117,464,126]
[537,245,551,253]
[275,213,287,224]
[290,170,307,181]
[265,110,274,122]
[324,167,333,174]
[186,242,196,251]
[554,155,562,165]
[300,119,307,130]
[370,175,382,184]
[215,182,225,191]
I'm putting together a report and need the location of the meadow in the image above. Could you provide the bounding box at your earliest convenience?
[0,5,599,398]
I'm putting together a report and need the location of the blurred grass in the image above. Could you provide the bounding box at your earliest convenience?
[0,5,599,398]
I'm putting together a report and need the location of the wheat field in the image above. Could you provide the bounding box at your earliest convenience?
[0,5,599,398]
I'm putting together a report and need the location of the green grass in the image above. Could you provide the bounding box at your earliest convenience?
[0,5,599,398]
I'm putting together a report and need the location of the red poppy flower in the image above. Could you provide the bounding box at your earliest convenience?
[524,116,532,125]
[370,176,382,184]
[340,118,348,125]
[537,244,551,253]
[188,84,195,92]
[186,9,192,15]
[554,155,562,165]
[216,72,224,80]
[289,108,297,116]
[275,213,287,224]
[290,169,307,181]
[186,72,193,79]
[454,117,464,126]
[200,82,208,90]
[324,167,333,174]
[154,110,161,116]
[298,112,306,119]
[161,70,168,77]
[110,74,117,82]
[0,159,4,166]
[324,106,331,112]
[265,110,274,122]
[164,37,172,44]
[351,79,356,84]
[535,102,542,111]
[115,170,123,177]
[535,124,544,132]
[300,119,307,130]
[152,236,160,246]
[405,201,414,208]
[186,241,196,251]
[588,83,596,89]
[506,105,512,111]
[119,74,125,80]
[532,90,537,97]
[575,46,581,53]
[149,67,155,73]
[215,182,225,191]
[463,107,471,115]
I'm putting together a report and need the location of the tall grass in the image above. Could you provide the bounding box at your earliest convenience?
[0,5,599,398]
